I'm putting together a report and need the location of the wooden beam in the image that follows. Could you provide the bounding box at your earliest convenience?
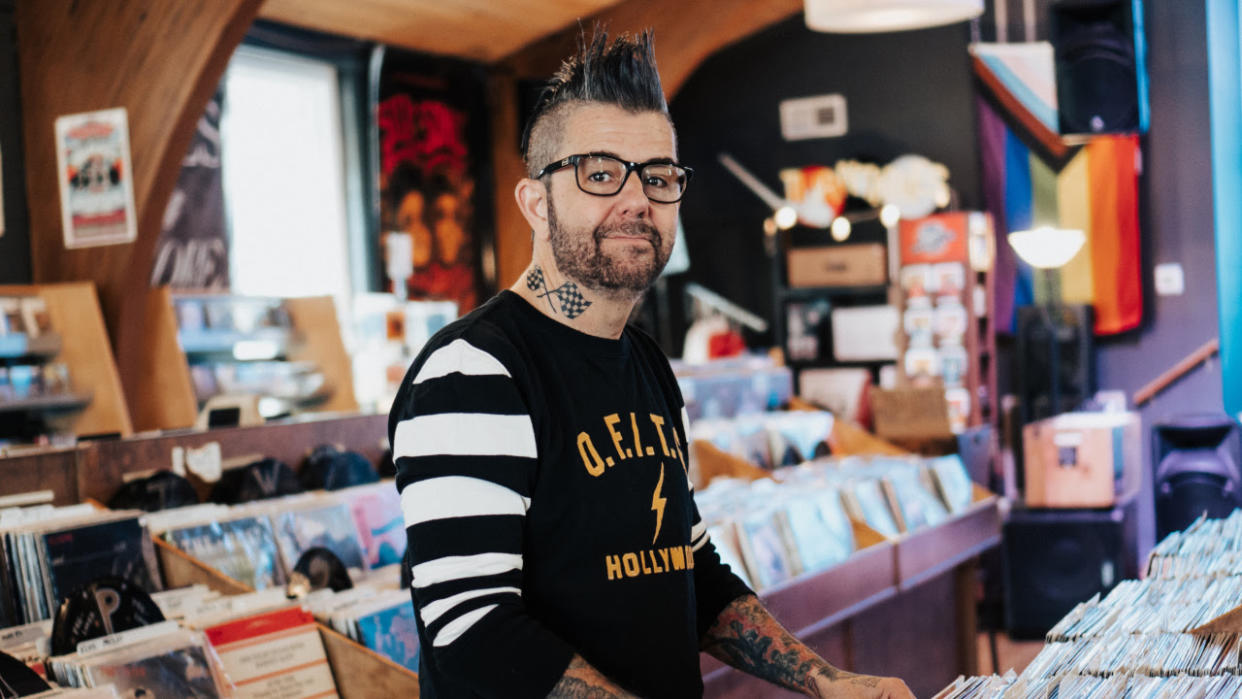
[488,0,803,288]
[15,0,263,385]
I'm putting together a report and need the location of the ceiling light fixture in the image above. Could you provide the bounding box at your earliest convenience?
[804,0,984,34]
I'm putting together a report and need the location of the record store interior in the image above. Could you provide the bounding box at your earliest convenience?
[1,0,1241,696]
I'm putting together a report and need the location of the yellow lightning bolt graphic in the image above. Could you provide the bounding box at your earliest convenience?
[651,462,667,545]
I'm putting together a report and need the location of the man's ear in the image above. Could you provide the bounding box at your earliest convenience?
[515,178,549,240]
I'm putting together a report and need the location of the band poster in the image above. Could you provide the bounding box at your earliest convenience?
[54,107,138,249]
[150,89,229,289]
[378,49,494,313]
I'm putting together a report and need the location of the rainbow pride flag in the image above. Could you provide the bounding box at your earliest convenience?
[976,96,1142,336]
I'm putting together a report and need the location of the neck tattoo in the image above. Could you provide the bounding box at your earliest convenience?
[527,265,592,319]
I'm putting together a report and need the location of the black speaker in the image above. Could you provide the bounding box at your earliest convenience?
[1016,304,1095,426]
[1153,415,1242,541]
[1051,0,1149,134]
[1002,495,1138,639]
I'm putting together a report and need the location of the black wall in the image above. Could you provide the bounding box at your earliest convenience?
[0,0,31,284]
[669,16,980,343]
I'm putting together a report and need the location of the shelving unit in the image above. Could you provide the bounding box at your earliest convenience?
[0,283,132,441]
[127,288,359,432]
[770,220,897,392]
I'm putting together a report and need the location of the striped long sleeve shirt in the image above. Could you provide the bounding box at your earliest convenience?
[388,291,751,698]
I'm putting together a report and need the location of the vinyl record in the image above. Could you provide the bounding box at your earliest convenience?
[108,471,200,512]
[50,577,166,657]
[0,649,51,697]
[209,457,302,504]
[292,547,353,592]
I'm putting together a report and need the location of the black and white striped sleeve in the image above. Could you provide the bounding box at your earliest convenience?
[391,337,574,696]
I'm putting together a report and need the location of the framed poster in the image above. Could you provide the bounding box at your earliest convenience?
[378,50,494,314]
[53,107,138,249]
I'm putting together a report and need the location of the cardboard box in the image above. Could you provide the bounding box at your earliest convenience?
[870,386,953,442]
[787,243,887,287]
[1022,412,1142,508]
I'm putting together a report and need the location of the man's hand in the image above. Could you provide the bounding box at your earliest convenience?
[809,670,914,699]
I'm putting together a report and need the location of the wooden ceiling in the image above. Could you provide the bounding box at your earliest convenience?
[258,0,632,63]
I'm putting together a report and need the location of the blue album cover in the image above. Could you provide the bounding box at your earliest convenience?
[273,502,367,573]
[356,601,420,673]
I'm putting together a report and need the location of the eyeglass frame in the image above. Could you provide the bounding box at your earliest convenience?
[534,152,694,203]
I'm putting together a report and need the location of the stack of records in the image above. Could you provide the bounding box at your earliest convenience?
[1,618,53,679]
[305,567,419,674]
[0,506,162,625]
[936,509,1242,697]
[46,622,231,697]
[148,482,405,591]
[694,454,975,591]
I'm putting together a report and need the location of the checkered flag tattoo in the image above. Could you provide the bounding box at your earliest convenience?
[549,284,591,319]
[526,267,545,291]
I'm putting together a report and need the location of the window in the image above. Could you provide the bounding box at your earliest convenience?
[221,45,353,302]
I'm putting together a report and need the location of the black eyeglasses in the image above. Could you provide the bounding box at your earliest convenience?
[536,153,694,204]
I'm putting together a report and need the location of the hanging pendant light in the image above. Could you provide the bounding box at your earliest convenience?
[804,0,984,33]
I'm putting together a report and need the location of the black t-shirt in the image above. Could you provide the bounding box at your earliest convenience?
[389,291,751,698]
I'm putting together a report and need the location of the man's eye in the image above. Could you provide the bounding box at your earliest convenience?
[587,170,615,182]
[645,175,671,188]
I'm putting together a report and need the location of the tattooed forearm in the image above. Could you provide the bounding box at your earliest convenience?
[547,654,636,699]
[527,265,592,319]
[701,595,842,695]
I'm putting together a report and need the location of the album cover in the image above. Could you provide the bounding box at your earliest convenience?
[83,634,225,698]
[355,597,420,673]
[272,501,367,574]
[781,495,852,575]
[928,455,974,514]
[343,485,406,569]
[844,479,900,538]
[881,468,948,533]
[735,508,795,590]
[53,108,137,249]
[205,606,338,699]
[42,516,162,604]
[166,516,285,590]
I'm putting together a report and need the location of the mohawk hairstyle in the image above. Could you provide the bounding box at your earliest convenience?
[520,27,671,178]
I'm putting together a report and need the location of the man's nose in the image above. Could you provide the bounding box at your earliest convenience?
[613,170,651,216]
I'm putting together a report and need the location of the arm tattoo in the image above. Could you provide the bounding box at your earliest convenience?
[527,265,592,319]
[701,594,851,696]
[547,655,635,699]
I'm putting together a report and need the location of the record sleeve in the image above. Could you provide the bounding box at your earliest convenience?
[166,516,285,590]
[734,509,795,590]
[205,606,338,699]
[41,517,162,604]
[83,635,225,699]
[354,598,420,674]
[343,484,405,569]
[272,501,366,574]
[781,494,853,575]
[844,479,900,538]
[928,455,973,514]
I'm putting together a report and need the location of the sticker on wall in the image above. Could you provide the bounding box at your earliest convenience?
[54,107,138,249]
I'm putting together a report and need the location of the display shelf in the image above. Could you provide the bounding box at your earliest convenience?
[779,284,890,301]
[0,333,61,360]
[129,288,359,431]
[152,537,420,699]
[178,327,300,357]
[0,392,92,415]
[0,283,132,438]
[893,487,1000,591]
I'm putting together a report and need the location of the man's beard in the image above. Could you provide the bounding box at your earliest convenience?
[547,195,671,297]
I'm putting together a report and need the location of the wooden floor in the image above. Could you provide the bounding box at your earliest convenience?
[975,631,1046,676]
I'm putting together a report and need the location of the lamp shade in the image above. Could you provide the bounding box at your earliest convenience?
[1008,227,1086,270]
[805,0,984,33]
